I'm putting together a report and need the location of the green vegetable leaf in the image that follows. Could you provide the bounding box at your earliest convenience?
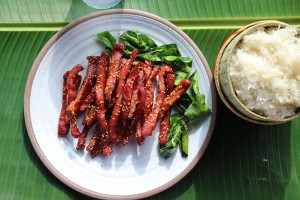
[160,115,190,158]
[184,94,211,125]
[175,71,203,111]
[96,31,116,49]
[169,113,184,139]
[160,121,183,158]
[119,30,157,52]
[170,123,183,148]
[163,56,192,85]
[162,56,192,69]
[152,44,181,56]
[138,33,157,51]
[159,144,177,157]
[160,114,184,157]
[118,31,192,82]
[186,71,199,97]
[174,71,190,85]
[137,53,162,62]
[120,31,140,48]
[121,40,137,51]
[181,128,189,156]
[179,119,189,156]
[161,71,211,158]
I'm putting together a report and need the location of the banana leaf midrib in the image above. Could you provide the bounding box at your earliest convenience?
[0,16,299,31]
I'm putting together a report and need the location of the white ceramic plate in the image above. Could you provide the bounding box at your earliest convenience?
[24,9,216,199]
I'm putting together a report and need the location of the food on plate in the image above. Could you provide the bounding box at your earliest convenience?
[140,65,174,137]
[79,88,96,112]
[57,71,70,137]
[160,72,210,157]
[229,26,300,119]
[105,43,126,102]
[159,73,175,145]
[144,65,159,119]
[57,30,210,158]
[57,65,83,137]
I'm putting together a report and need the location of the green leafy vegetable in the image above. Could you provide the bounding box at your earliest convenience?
[96,31,116,49]
[97,30,192,84]
[184,94,211,124]
[120,30,157,52]
[174,71,190,86]
[186,71,200,96]
[162,56,192,70]
[168,113,185,139]
[162,55,192,84]
[181,129,189,156]
[160,115,184,157]
[160,71,210,158]
[96,30,210,158]
[180,72,211,124]
[150,44,181,56]
[137,53,161,62]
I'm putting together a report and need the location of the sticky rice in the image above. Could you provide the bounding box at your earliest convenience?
[229,26,300,119]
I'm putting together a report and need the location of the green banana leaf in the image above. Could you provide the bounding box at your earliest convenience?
[0,0,299,199]
[0,0,299,23]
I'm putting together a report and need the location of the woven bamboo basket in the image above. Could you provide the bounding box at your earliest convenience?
[214,20,300,125]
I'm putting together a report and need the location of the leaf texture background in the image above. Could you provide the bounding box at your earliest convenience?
[0,0,299,22]
[0,0,299,199]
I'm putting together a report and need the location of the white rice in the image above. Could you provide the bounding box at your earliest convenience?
[229,26,300,119]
